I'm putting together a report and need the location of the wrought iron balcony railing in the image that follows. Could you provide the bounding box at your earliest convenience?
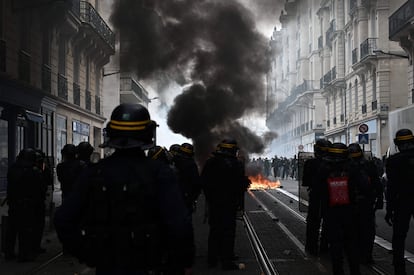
[69,0,80,17]
[350,0,357,13]
[389,0,414,40]
[362,104,367,114]
[80,1,115,51]
[371,100,377,111]
[352,48,358,64]
[360,38,378,59]
[42,64,51,94]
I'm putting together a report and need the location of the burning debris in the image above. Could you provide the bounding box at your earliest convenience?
[248,174,280,190]
[110,0,283,164]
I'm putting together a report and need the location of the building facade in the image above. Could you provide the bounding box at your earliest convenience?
[0,0,115,192]
[267,0,410,158]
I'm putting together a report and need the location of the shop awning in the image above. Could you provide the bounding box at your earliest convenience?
[25,110,44,123]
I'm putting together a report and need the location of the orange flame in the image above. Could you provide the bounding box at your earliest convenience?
[248,174,281,190]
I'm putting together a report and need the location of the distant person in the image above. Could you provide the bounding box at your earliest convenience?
[201,139,250,270]
[54,103,194,274]
[5,148,44,262]
[385,128,414,275]
[76,141,94,165]
[56,144,86,202]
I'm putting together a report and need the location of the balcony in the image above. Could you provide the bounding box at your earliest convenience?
[58,73,68,100]
[18,50,31,83]
[323,70,332,85]
[73,83,81,106]
[42,64,51,94]
[389,0,414,41]
[360,38,378,60]
[80,1,115,51]
[371,100,377,111]
[318,36,323,49]
[120,76,149,104]
[350,0,357,14]
[0,40,5,72]
[85,89,91,111]
[362,104,367,114]
[352,48,358,64]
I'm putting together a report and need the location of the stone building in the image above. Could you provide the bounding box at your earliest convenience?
[0,0,115,192]
[267,0,409,158]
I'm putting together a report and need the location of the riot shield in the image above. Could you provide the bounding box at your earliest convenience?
[298,151,314,212]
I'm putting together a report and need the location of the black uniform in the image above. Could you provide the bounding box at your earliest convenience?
[386,148,414,275]
[349,156,383,264]
[54,149,193,274]
[56,156,85,201]
[6,149,44,261]
[201,150,249,269]
[302,157,328,256]
[316,144,361,275]
[172,154,201,213]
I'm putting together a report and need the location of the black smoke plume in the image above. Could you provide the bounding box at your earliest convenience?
[110,0,281,164]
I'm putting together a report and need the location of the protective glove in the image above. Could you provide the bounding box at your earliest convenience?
[385,211,394,226]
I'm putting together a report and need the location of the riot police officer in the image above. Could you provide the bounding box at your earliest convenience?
[172,143,202,213]
[385,128,414,275]
[302,139,331,256]
[6,148,44,262]
[316,142,361,275]
[76,141,94,166]
[348,143,383,264]
[54,103,193,275]
[56,144,86,202]
[201,139,250,270]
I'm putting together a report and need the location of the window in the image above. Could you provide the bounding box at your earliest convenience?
[58,38,66,75]
[56,115,67,163]
[372,69,377,102]
[0,0,4,38]
[72,120,90,146]
[348,83,352,114]
[354,79,358,112]
[42,111,53,159]
[0,106,8,192]
[19,12,31,51]
[362,75,366,105]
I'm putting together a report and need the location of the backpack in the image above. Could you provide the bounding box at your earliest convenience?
[77,158,165,269]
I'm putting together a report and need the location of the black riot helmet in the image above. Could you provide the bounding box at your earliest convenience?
[148,146,172,164]
[348,143,364,159]
[61,144,77,160]
[76,142,94,161]
[169,144,181,157]
[314,139,332,158]
[17,148,37,164]
[179,143,194,158]
[394,128,414,152]
[216,139,239,157]
[103,103,157,149]
[326,142,348,161]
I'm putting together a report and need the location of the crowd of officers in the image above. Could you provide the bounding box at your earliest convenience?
[302,129,414,275]
[5,103,414,275]
[5,103,249,275]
